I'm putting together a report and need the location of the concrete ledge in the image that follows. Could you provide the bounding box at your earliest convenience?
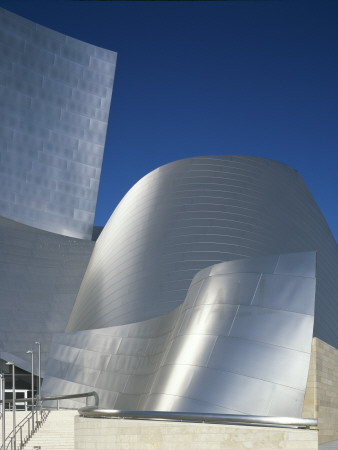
[75,416,318,450]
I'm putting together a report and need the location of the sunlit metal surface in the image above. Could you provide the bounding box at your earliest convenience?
[65,156,338,350]
[0,7,336,418]
[43,252,316,417]
[78,408,318,429]
[0,215,94,374]
[0,7,116,239]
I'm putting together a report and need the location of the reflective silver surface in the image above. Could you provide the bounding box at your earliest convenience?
[65,156,338,350]
[0,214,94,374]
[42,252,316,417]
[0,7,116,239]
[0,10,336,419]
[78,408,318,429]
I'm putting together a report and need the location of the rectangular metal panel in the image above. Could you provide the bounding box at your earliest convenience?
[229,305,314,353]
[0,7,116,239]
[208,336,310,390]
[275,252,316,278]
[195,273,260,307]
[165,334,217,366]
[177,304,237,337]
[252,273,315,315]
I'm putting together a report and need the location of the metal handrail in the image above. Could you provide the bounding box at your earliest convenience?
[78,408,318,429]
[2,410,49,450]
[2,390,317,450]
[1,391,99,409]
[2,412,30,450]
[1,391,98,450]
[41,391,99,408]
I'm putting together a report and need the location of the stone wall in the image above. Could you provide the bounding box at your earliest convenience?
[303,338,317,419]
[303,337,338,444]
[74,416,317,450]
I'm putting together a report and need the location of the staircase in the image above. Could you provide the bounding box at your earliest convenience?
[24,410,77,450]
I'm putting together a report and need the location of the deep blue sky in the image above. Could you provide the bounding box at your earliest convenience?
[1,1,337,242]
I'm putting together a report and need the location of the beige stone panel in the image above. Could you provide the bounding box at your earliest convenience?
[303,338,318,419]
[303,337,338,444]
[75,416,318,450]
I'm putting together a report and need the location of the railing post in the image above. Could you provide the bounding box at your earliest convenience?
[5,362,16,450]
[26,350,34,433]
[1,373,5,450]
[57,400,59,411]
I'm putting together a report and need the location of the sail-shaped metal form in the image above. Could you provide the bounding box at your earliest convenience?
[66,156,338,348]
[43,252,316,417]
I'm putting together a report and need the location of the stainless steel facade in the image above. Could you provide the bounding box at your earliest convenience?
[43,252,316,417]
[0,7,116,239]
[1,7,337,419]
[42,155,337,415]
[0,8,115,375]
[0,214,94,375]
[66,156,338,347]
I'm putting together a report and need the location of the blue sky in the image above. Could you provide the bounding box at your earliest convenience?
[1,0,337,242]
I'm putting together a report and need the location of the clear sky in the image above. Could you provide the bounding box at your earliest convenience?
[1,0,337,242]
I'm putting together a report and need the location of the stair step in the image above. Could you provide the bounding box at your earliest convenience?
[23,410,77,450]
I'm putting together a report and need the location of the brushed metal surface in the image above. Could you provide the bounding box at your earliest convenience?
[65,156,337,351]
[0,214,94,374]
[42,252,316,417]
[208,337,310,390]
[78,407,318,428]
[0,7,116,239]
[251,274,316,315]
[0,8,336,419]
[229,306,314,353]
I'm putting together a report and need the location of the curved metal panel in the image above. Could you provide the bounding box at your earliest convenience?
[0,7,116,239]
[0,19,336,416]
[43,252,316,417]
[0,215,94,374]
[65,156,337,351]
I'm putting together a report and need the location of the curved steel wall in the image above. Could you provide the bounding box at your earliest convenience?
[0,215,94,374]
[0,7,116,239]
[66,156,338,348]
[43,252,316,416]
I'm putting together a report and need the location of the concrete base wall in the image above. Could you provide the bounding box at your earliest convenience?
[75,416,317,450]
[303,338,338,444]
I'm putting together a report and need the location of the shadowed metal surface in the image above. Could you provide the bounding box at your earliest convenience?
[43,252,316,417]
[0,215,94,374]
[65,156,337,350]
[0,7,116,239]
